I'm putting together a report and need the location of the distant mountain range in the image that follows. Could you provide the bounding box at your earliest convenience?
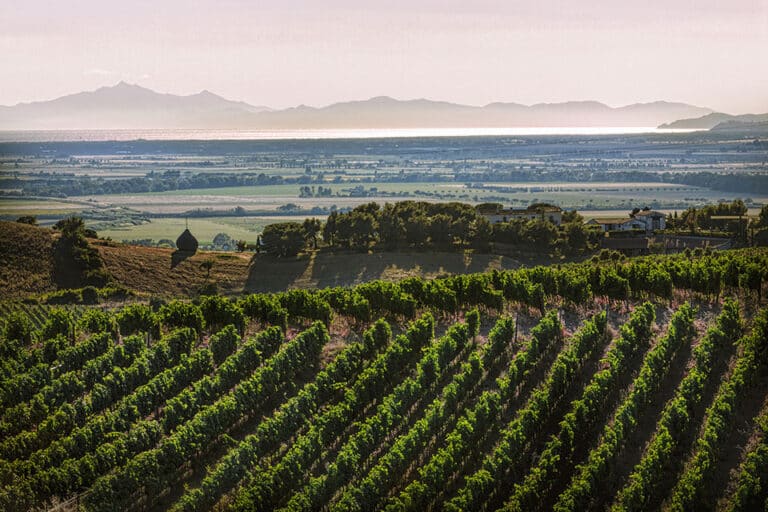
[0,82,716,130]
[659,112,768,131]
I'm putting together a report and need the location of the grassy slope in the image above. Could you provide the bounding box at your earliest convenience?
[0,221,56,298]
[0,221,523,299]
[99,245,523,298]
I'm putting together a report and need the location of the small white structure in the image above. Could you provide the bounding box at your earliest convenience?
[586,209,666,233]
[481,204,563,226]
[633,210,666,231]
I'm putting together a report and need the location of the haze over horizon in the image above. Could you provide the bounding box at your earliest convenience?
[0,80,721,113]
[2,0,767,115]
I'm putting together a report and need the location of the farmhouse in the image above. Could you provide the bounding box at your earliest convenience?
[480,203,563,226]
[586,217,646,232]
[633,209,666,231]
[586,208,666,233]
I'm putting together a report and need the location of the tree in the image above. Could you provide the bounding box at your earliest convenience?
[262,222,306,257]
[54,216,86,235]
[302,218,322,249]
[16,215,37,225]
[759,204,768,228]
[561,210,584,224]
[378,204,406,250]
[428,214,453,249]
[212,233,234,250]
[351,212,377,249]
[564,222,590,254]
[323,211,338,246]
[523,219,559,252]
[200,258,215,279]
[52,216,109,288]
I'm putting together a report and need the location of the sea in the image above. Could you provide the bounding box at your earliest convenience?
[0,127,699,142]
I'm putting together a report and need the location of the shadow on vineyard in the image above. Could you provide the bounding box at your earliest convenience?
[0,240,767,511]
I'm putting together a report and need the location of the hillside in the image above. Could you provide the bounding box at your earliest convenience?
[0,221,524,299]
[0,221,56,297]
[0,249,766,511]
[98,245,525,296]
[660,111,768,130]
[712,120,768,134]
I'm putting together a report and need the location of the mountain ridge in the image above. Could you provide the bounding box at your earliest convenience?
[659,111,768,130]
[0,82,714,130]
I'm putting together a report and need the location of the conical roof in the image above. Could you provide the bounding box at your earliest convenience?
[176,228,198,253]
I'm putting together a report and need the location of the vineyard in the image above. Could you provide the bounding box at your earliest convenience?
[0,249,767,511]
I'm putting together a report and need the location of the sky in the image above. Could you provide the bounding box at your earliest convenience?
[1,0,767,114]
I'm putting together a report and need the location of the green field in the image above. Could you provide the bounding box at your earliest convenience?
[0,198,88,217]
[95,217,263,244]
[94,215,325,245]
[71,181,766,216]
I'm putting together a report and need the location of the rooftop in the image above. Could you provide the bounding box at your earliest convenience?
[587,218,635,224]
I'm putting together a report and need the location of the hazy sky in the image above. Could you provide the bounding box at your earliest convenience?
[1,0,767,113]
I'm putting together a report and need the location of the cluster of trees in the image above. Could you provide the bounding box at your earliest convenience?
[10,170,321,198]
[52,217,110,288]
[299,185,334,197]
[10,162,768,200]
[259,201,595,257]
[666,199,749,233]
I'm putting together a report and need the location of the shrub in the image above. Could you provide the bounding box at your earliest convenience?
[159,300,205,334]
[199,295,246,333]
[40,309,75,342]
[45,289,82,305]
[209,325,240,365]
[116,303,159,337]
[81,286,99,305]
[3,312,34,345]
[77,309,115,336]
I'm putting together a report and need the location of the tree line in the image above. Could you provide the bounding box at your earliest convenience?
[260,201,597,257]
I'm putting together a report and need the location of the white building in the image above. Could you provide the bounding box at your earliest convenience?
[586,210,666,233]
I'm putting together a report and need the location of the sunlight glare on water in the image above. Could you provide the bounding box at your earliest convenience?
[0,127,700,142]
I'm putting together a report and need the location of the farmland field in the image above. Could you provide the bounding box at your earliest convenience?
[0,248,766,511]
[71,181,765,214]
[2,132,767,245]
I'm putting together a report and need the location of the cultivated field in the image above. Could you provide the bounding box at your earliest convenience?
[0,249,766,511]
[2,132,766,244]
